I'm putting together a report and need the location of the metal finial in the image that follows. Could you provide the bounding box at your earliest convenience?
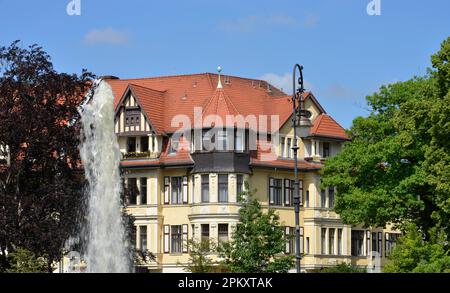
[217,66,223,89]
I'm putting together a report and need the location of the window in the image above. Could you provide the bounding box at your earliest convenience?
[163,225,170,253]
[235,129,244,151]
[366,231,370,255]
[202,129,214,151]
[140,177,147,205]
[217,129,228,151]
[284,179,294,206]
[385,233,400,257]
[218,224,229,244]
[300,227,304,254]
[321,190,326,208]
[128,178,138,205]
[371,232,383,255]
[287,138,292,158]
[321,228,327,254]
[201,175,209,203]
[378,232,382,256]
[371,232,377,254]
[169,137,179,154]
[201,224,210,251]
[329,228,335,255]
[280,137,286,157]
[170,225,182,253]
[351,230,365,256]
[151,135,155,152]
[269,178,282,206]
[140,136,149,152]
[323,142,330,158]
[140,226,147,251]
[305,190,310,208]
[328,187,335,208]
[236,175,244,197]
[306,237,310,254]
[338,229,343,255]
[285,227,295,254]
[125,109,140,126]
[218,174,228,202]
[164,177,170,204]
[171,177,182,204]
[131,226,137,249]
[127,137,136,153]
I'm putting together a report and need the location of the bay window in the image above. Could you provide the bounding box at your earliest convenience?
[218,174,228,202]
[201,175,209,203]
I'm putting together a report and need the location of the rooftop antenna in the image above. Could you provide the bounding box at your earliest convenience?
[217,66,223,89]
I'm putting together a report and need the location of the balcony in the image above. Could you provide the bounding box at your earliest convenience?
[122,151,159,160]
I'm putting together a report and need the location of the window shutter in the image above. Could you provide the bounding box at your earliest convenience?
[164,177,170,204]
[300,227,304,254]
[299,180,303,206]
[182,224,188,253]
[285,226,290,254]
[269,178,275,205]
[182,176,188,204]
[284,179,290,206]
[163,225,170,253]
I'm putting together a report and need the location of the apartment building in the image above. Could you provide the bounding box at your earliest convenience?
[106,72,399,273]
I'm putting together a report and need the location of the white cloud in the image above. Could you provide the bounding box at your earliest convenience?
[302,14,318,28]
[323,84,359,99]
[259,72,314,95]
[83,27,130,46]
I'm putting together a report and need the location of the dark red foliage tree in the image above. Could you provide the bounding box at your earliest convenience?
[0,41,94,272]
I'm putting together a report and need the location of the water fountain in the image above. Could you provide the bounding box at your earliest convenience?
[78,80,132,273]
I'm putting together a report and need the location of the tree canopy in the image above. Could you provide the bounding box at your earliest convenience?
[0,41,94,272]
[321,37,450,271]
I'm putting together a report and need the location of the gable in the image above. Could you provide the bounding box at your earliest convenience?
[115,90,154,135]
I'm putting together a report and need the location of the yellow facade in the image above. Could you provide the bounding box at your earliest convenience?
[116,92,398,273]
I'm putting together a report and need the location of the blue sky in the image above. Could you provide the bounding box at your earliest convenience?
[1,0,449,128]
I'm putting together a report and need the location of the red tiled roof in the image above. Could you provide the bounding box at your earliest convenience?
[128,84,165,133]
[310,114,349,140]
[107,73,313,134]
[159,136,194,165]
[107,73,348,140]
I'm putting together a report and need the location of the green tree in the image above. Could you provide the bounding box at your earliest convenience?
[5,248,47,273]
[321,37,450,272]
[384,224,450,273]
[220,183,294,273]
[183,239,220,273]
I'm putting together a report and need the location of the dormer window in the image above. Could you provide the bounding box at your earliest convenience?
[169,137,179,154]
[217,129,228,151]
[202,129,214,151]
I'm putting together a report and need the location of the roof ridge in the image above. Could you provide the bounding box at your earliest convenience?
[222,89,241,115]
[114,72,291,89]
[114,72,210,82]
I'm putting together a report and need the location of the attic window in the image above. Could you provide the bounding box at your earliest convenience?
[224,76,231,85]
